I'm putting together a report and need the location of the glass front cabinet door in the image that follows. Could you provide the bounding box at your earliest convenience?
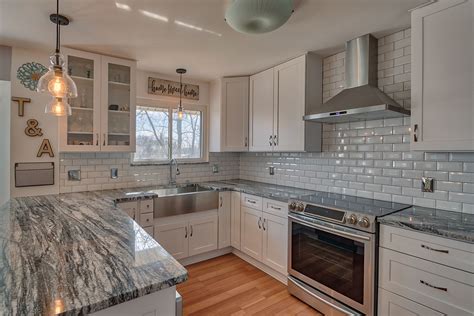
[59,48,136,152]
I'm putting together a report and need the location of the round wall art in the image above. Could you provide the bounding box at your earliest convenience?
[17,62,48,91]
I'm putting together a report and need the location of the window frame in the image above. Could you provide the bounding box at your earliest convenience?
[132,97,209,165]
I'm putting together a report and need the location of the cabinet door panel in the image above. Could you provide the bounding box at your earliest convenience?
[378,288,444,316]
[188,215,218,256]
[249,68,274,151]
[231,192,241,250]
[274,56,306,151]
[222,77,249,151]
[262,212,287,275]
[411,0,473,151]
[60,48,102,152]
[154,221,188,259]
[218,192,231,249]
[100,56,136,152]
[240,206,263,260]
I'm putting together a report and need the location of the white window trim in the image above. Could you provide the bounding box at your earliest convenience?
[132,97,209,165]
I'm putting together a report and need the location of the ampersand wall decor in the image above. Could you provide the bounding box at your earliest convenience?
[37,139,54,158]
[24,119,43,137]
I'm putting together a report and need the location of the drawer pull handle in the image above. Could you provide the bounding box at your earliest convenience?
[262,219,266,231]
[421,244,449,254]
[270,205,281,210]
[258,217,262,229]
[420,280,447,292]
[248,200,256,204]
[190,225,193,237]
[185,227,188,238]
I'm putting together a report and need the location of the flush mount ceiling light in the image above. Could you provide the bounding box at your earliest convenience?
[225,0,294,34]
[37,0,77,116]
[176,68,186,120]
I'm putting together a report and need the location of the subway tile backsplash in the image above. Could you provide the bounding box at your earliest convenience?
[59,27,474,214]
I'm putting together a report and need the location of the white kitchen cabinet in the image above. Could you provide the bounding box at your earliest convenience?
[188,214,218,256]
[230,191,241,250]
[411,0,474,151]
[241,206,264,260]
[218,191,231,249]
[261,212,287,275]
[249,54,322,152]
[60,48,136,152]
[240,195,288,275]
[249,68,274,152]
[378,288,444,316]
[154,221,189,260]
[154,211,218,260]
[210,77,249,152]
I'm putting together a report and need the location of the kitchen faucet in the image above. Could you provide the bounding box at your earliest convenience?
[169,158,180,186]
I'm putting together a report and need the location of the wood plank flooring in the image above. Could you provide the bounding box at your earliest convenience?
[177,254,322,316]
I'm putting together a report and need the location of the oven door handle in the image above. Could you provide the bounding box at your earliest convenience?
[288,214,371,242]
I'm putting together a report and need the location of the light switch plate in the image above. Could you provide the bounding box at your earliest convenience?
[68,169,81,181]
[212,164,219,174]
[421,177,434,192]
[110,168,119,179]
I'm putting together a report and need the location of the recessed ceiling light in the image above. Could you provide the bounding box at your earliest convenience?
[140,10,169,22]
[115,2,131,11]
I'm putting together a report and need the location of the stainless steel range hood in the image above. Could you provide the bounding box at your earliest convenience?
[304,34,410,123]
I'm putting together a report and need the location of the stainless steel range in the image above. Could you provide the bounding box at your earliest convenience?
[287,192,410,315]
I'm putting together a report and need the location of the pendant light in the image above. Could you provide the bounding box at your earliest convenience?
[225,0,294,34]
[176,68,186,120]
[37,0,77,116]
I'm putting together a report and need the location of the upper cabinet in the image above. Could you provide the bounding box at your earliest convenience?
[249,54,323,152]
[210,77,249,152]
[60,48,136,152]
[411,0,473,151]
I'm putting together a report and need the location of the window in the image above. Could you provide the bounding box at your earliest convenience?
[133,101,206,164]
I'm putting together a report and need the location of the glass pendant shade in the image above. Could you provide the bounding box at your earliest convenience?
[37,53,78,98]
[45,97,72,116]
[225,0,293,34]
[177,106,184,120]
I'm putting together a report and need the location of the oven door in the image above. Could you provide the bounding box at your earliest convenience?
[288,214,374,315]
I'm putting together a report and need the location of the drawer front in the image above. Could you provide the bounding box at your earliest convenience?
[140,213,154,227]
[378,288,444,316]
[118,201,138,212]
[143,226,154,237]
[139,199,154,214]
[242,194,263,210]
[379,248,474,316]
[263,198,287,218]
[380,224,474,273]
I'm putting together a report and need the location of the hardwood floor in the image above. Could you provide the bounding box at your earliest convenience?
[177,254,322,316]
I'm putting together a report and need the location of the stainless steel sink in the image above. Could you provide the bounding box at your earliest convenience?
[152,184,219,218]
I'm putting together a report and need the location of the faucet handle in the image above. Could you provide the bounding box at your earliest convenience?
[176,167,181,176]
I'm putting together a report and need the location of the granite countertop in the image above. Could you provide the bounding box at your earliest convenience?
[199,179,316,202]
[379,206,474,244]
[0,188,187,316]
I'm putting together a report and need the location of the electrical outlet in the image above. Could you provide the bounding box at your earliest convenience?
[110,168,119,179]
[212,164,219,174]
[421,177,434,192]
[68,169,81,181]
[269,166,275,175]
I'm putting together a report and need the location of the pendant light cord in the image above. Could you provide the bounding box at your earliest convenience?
[179,73,182,108]
[55,0,60,66]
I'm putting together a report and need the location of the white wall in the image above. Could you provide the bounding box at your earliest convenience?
[10,47,60,197]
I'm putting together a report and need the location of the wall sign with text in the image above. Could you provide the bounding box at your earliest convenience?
[147,77,199,100]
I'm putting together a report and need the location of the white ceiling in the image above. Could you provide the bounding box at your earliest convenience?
[0,0,425,81]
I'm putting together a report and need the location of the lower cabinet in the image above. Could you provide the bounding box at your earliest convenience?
[155,211,218,260]
[240,197,288,275]
[230,191,242,250]
[378,288,444,316]
[218,191,231,249]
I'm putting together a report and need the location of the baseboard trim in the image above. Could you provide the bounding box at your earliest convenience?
[232,249,288,285]
[179,247,232,266]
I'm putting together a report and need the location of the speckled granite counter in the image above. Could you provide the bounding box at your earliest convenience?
[0,188,187,316]
[378,206,474,244]
[199,179,316,202]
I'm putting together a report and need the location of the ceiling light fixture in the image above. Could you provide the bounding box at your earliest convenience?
[37,0,77,116]
[140,10,169,22]
[225,0,294,34]
[176,68,186,121]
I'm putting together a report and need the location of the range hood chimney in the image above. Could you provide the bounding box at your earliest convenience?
[304,34,410,123]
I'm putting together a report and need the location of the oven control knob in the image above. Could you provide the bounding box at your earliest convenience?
[289,202,297,210]
[359,217,370,228]
[296,203,305,212]
[347,214,358,225]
